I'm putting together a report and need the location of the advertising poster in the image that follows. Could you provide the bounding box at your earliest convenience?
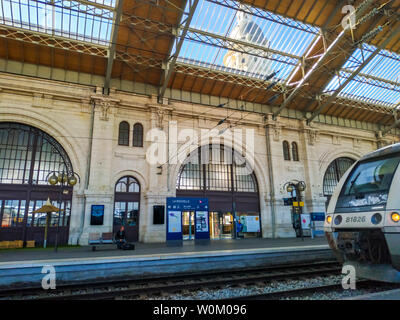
[90,205,104,226]
[301,213,311,230]
[168,211,181,233]
[195,211,209,233]
[241,216,260,232]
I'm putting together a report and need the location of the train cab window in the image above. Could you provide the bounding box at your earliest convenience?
[336,154,400,211]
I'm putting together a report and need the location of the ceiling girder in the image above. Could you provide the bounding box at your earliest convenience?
[307,24,400,124]
[158,0,199,104]
[104,0,124,94]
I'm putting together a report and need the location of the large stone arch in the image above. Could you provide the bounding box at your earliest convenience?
[169,140,271,238]
[318,149,363,201]
[1,107,86,191]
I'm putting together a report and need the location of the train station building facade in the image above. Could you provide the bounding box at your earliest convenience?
[1,73,398,245]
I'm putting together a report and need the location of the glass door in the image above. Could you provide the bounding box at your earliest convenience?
[209,211,234,239]
[221,212,234,239]
[182,211,194,240]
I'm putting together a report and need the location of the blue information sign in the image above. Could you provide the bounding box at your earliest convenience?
[311,212,326,222]
[166,198,209,241]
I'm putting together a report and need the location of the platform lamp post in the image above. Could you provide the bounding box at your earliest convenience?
[283,180,307,241]
[47,170,80,252]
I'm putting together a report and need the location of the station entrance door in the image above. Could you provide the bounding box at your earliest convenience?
[209,212,234,239]
[182,211,195,240]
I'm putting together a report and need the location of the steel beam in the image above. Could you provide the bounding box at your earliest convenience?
[271,29,347,119]
[272,0,381,120]
[104,0,124,94]
[158,0,199,103]
[53,0,116,12]
[0,25,108,57]
[307,24,400,124]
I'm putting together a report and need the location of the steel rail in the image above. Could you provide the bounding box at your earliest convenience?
[0,261,340,300]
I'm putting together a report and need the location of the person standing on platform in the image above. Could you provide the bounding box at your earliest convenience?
[236,220,243,239]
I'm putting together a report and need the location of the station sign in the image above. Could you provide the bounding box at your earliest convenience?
[166,198,209,241]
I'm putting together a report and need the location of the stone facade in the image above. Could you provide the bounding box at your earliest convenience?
[0,73,398,244]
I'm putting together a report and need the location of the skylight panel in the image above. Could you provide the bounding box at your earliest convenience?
[176,0,321,82]
[324,44,400,108]
[0,0,115,45]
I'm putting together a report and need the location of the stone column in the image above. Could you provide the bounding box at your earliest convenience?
[78,92,119,245]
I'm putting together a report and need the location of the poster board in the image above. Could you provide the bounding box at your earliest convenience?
[195,211,209,239]
[90,205,104,225]
[242,216,260,232]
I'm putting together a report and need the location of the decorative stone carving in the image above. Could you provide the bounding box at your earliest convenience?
[299,119,318,146]
[147,104,174,130]
[304,128,318,145]
[91,94,119,121]
[264,114,284,142]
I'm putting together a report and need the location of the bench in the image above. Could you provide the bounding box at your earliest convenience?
[89,232,114,251]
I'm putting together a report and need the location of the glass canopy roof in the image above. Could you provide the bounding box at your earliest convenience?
[324,44,400,108]
[0,0,115,46]
[176,0,321,83]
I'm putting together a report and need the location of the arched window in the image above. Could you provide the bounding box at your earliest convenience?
[114,176,140,242]
[323,157,355,196]
[118,121,129,146]
[292,142,299,161]
[0,122,74,245]
[177,145,258,193]
[283,141,290,161]
[132,123,143,147]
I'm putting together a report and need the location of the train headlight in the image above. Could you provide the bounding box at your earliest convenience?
[371,213,382,225]
[326,215,332,224]
[334,215,342,225]
[391,212,400,223]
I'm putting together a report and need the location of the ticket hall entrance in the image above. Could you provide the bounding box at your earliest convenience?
[176,145,261,240]
[182,211,195,240]
[209,212,234,239]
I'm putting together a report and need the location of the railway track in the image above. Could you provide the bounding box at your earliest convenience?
[0,260,340,300]
[230,280,393,300]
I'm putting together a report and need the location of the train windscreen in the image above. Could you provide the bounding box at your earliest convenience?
[335,153,400,213]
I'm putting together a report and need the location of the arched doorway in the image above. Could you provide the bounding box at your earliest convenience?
[113,176,140,242]
[323,157,355,208]
[0,122,74,245]
[176,145,261,239]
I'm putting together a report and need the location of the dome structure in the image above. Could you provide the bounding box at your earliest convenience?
[223,6,272,77]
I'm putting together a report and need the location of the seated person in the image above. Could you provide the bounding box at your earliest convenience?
[114,226,126,249]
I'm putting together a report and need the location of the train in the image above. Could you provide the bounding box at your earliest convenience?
[324,143,400,283]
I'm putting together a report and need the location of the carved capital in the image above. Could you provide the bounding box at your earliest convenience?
[147,104,174,129]
[91,94,120,121]
[264,115,284,142]
[304,128,318,145]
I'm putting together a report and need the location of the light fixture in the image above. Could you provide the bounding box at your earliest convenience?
[391,212,400,223]
[48,174,58,186]
[326,216,332,224]
[68,175,78,186]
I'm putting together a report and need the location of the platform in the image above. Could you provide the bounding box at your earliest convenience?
[0,237,333,289]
